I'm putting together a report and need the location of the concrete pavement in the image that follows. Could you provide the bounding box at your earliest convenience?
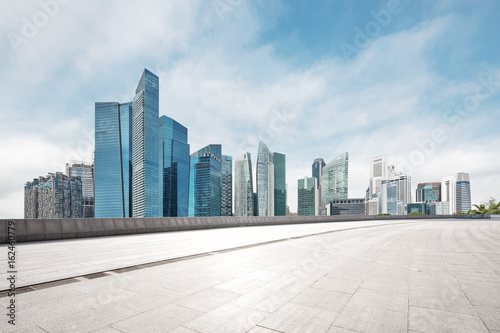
[1,218,499,332]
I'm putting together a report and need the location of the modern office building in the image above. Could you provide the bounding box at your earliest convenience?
[321,152,349,214]
[24,172,82,219]
[256,141,274,216]
[132,69,160,217]
[234,153,254,216]
[368,155,388,199]
[330,198,365,216]
[407,202,426,214]
[456,172,471,213]
[273,152,286,216]
[159,115,190,217]
[378,165,411,215]
[297,176,318,216]
[221,155,233,216]
[441,176,456,214]
[427,201,450,215]
[416,182,441,202]
[189,144,222,217]
[312,158,325,215]
[365,155,389,215]
[95,102,133,218]
[66,162,95,218]
[312,158,325,187]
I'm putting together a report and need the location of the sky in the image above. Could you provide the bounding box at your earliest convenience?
[1,0,499,218]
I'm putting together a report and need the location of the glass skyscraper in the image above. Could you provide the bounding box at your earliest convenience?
[312,158,325,188]
[132,69,160,217]
[456,172,471,213]
[159,115,190,217]
[234,153,254,216]
[257,141,274,216]
[321,152,349,213]
[298,176,317,216]
[273,152,286,216]
[189,144,222,217]
[416,182,440,202]
[95,102,133,218]
[221,155,233,216]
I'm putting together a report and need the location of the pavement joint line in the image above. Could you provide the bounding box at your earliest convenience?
[287,243,423,272]
[0,220,452,295]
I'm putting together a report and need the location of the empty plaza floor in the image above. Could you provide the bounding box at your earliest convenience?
[1,218,499,332]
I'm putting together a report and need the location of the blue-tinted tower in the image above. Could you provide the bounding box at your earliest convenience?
[132,69,160,217]
[159,115,190,217]
[94,102,133,217]
[189,144,222,217]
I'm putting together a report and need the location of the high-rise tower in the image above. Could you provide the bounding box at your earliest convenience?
[95,102,133,217]
[256,141,274,216]
[159,115,190,217]
[132,69,160,217]
[456,172,471,213]
[234,153,254,216]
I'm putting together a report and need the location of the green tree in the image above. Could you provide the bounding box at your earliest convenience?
[469,197,500,214]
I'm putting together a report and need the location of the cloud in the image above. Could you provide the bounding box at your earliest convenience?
[0,1,499,217]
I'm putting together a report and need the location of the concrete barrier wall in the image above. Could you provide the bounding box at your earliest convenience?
[0,215,460,244]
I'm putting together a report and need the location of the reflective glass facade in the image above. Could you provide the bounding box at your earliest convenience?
[321,152,349,213]
[189,144,222,216]
[416,182,441,202]
[298,176,317,216]
[257,141,274,216]
[159,115,190,217]
[456,172,471,213]
[234,153,254,216]
[273,152,286,216]
[132,69,160,217]
[221,155,233,216]
[312,158,325,188]
[95,102,132,217]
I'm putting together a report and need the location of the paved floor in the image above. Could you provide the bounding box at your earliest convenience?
[1,218,499,332]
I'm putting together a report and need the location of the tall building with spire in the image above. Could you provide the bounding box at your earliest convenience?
[257,141,274,216]
[234,153,254,216]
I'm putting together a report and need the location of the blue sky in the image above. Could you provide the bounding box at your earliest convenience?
[1,0,499,217]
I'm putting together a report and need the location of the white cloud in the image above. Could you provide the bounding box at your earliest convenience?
[0,1,499,217]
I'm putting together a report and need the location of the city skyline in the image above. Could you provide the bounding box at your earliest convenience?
[2,1,500,218]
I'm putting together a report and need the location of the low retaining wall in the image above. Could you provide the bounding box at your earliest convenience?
[0,215,461,243]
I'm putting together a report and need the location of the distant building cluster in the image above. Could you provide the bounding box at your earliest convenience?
[24,68,473,219]
[24,162,94,219]
[297,153,471,216]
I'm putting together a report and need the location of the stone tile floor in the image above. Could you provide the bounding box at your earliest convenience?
[0,218,499,332]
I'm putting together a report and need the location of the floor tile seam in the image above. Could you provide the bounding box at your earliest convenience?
[1,221,420,293]
[438,225,491,331]
[254,324,285,332]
